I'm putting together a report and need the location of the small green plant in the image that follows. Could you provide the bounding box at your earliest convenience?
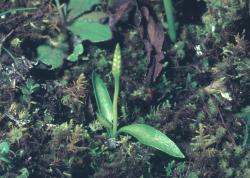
[20,79,40,96]
[20,79,40,105]
[16,168,29,178]
[37,0,112,69]
[92,44,185,158]
[0,141,10,164]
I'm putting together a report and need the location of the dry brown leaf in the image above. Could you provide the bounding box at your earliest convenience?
[141,6,165,83]
[108,1,165,83]
[108,0,136,27]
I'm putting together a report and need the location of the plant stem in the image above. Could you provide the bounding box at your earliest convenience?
[243,124,249,146]
[2,47,17,64]
[112,76,120,138]
[0,7,37,17]
[163,0,176,43]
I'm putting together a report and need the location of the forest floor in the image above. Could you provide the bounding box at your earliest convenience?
[0,0,250,178]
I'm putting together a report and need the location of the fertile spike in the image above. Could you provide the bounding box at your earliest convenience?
[112,44,121,78]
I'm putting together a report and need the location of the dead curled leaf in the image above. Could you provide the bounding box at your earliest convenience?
[108,0,165,83]
[141,6,165,83]
[108,0,136,28]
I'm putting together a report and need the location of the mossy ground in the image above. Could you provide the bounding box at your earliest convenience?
[0,0,250,177]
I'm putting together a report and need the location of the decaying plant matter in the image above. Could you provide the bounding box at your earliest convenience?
[0,0,250,177]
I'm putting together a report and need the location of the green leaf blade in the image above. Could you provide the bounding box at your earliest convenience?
[96,112,112,129]
[118,124,185,158]
[67,43,84,62]
[92,72,113,124]
[163,0,176,43]
[67,22,112,43]
[77,11,108,23]
[68,0,101,20]
[37,45,65,69]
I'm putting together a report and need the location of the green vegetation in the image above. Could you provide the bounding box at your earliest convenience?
[163,0,176,43]
[0,141,10,164]
[92,44,185,158]
[236,106,250,146]
[37,0,112,69]
[0,0,250,177]
[0,7,36,17]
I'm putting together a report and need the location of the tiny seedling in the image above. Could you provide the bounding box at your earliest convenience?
[20,79,40,105]
[92,44,185,158]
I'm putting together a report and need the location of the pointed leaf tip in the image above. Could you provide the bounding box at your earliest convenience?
[92,72,113,124]
[118,124,185,158]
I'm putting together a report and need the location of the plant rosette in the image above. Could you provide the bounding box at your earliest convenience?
[92,44,185,158]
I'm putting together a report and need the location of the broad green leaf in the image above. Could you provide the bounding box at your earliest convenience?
[67,0,101,20]
[118,124,185,158]
[96,112,112,129]
[77,11,108,23]
[67,21,112,43]
[92,72,113,123]
[37,45,65,69]
[67,43,84,62]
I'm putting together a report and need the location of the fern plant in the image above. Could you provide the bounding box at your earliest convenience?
[92,44,185,158]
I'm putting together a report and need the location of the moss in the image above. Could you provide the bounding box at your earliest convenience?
[218,142,250,178]
[243,168,250,178]
[61,73,89,113]
[0,0,250,177]
[224,167,234,178]
[187,171,200,178]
